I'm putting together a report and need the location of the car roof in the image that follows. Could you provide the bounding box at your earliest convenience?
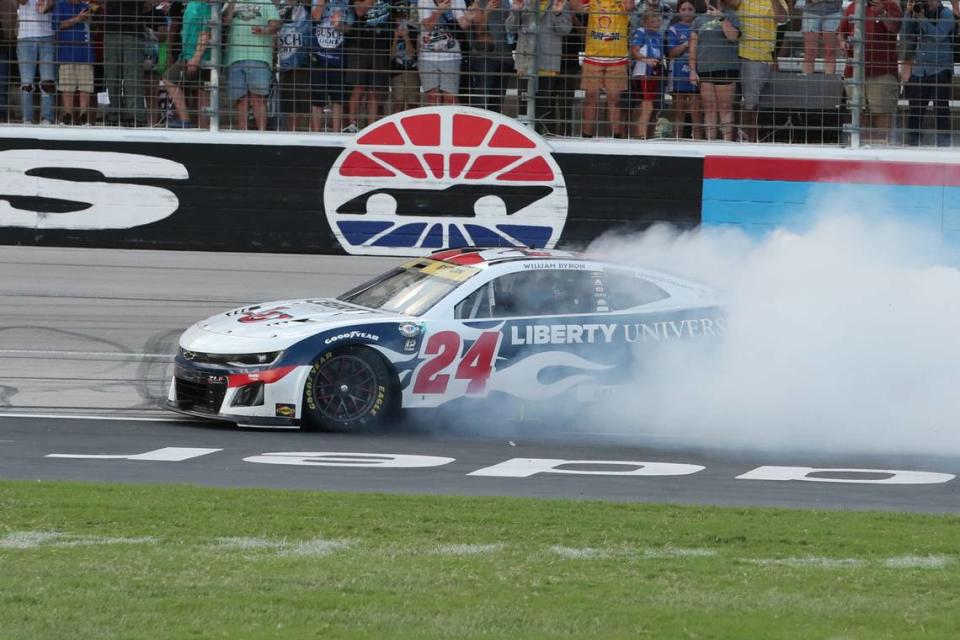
[429,247,584,266]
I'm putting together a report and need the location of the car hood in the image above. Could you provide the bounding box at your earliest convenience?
[180,298,402,352]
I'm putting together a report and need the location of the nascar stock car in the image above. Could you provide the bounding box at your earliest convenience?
[168,248,724,430]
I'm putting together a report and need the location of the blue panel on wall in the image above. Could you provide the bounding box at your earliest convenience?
[337,221,393,246]
[371,223,427,247]
[422,224,444,248]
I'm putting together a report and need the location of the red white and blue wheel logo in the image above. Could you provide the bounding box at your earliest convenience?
[324,107,569,257]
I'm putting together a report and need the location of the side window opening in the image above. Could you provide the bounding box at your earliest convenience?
[602,270,671,311]
[455,283,495,320]
[488,271,599,317]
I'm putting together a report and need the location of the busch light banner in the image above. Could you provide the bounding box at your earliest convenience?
[0,107,704,254]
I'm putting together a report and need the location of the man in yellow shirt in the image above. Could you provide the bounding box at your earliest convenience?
[737,0,786,141]
[570,0,636,137]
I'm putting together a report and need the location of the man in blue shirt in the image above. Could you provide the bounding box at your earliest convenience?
[53,0,95,125]
[901,0,955,146]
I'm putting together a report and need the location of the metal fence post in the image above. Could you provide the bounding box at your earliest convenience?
[847,0,866,148]
[208,0,223,132]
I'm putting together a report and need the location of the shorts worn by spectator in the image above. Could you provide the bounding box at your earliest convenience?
[162,0,211,128]
[278,0,312,131]
[736,0,785,141]
[689,0,740,140]
[310,0,353,132]
[224,0,282,131]
[418,0,473,103]
[801,0,841,75]
[389,10,419,113]
[17,0,56,125]
[571,0,636,137]
[505,0,572,134]
[103,0,149,125]
[838,0,901,143]
[54,0,96,125]
[345,0,392,131]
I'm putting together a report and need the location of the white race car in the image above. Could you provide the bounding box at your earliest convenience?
[168,247,723,430]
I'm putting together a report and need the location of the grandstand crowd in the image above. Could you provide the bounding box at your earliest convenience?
[3,0,957,144]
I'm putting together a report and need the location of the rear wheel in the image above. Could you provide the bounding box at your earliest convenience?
[301,347,395,432]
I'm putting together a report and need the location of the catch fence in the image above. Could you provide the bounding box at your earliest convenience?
[9,0,959,147]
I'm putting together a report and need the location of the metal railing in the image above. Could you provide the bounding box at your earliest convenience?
[6,0,957,147]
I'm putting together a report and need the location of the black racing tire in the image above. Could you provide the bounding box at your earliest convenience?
[301,346,396,432]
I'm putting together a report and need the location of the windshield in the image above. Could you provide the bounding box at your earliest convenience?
[337,259,480,316]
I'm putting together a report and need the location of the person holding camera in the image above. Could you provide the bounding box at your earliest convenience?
[901,0,955,146]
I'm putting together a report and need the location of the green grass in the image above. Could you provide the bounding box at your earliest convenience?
[1,480,959,639]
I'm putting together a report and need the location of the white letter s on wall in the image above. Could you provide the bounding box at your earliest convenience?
[0,150,189,230]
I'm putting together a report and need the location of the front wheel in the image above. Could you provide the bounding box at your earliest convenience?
[301,347,396,432]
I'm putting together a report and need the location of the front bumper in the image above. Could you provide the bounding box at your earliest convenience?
[168,361,310,428]
[165,400,299,428]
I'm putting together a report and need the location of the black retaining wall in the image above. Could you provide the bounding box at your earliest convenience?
[0,136,704,254]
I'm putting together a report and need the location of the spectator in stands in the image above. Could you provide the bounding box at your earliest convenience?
[418,0,473,104]
[505,0,572,134]
[344,0,392,132]
[17,0,55,125]
[277,0,312,131]
[466,0,513,113]
[162,0,211,128]
[54,0,96,124]
[310,0,353,131]
[224,0,281,131]
[102,0,149,126]
[629,8,663,138]
[666,0,701,138]
[388,4,418,113]
[736,0,785,141]
[837,0,901,144]
[800,0,841,75]
[569,0,636,138]
[901,0,955,146]
[628,0,671,135]
[143,1,177,127]
[688,0,740,141]
[0,0,16,122]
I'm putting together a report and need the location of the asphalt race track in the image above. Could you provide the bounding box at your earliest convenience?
[1,246,958,513]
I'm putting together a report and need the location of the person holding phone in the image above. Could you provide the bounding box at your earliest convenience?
[418,0,474,104]
[688,0,739,141]
[666,0,701,139]
[53,0,95,124]
[837,0,900,143]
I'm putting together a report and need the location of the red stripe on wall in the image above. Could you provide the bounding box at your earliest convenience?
[704,156,960,187]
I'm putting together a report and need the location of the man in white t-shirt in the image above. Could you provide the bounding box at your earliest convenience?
[17,0,56,124]
[418,0,475,103]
